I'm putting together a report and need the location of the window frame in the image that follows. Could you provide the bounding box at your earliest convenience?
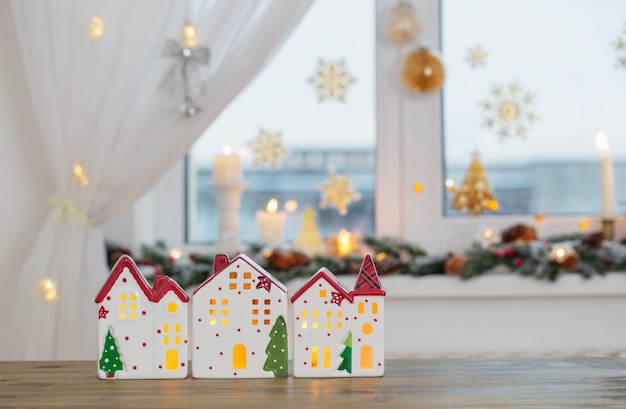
[118,0,617,256]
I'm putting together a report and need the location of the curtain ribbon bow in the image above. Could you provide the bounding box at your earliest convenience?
[47,196,95,226]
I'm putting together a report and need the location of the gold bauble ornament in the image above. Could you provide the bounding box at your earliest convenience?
[401,47,445,92]
[387,1,420,44]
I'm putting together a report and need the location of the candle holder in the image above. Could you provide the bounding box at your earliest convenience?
[209,182,248,252]
[602,218,615,241]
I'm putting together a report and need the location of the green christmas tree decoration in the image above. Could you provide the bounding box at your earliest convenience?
[263,315,288,377]
[338,331,352,374]
[99,327,123,378]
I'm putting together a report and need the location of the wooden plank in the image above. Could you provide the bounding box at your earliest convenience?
[1,358,626,408]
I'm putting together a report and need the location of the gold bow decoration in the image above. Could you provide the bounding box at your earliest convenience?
[47,196,95,226]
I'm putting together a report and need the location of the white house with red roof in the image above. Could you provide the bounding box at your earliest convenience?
[95,255,189,379]
[291,254,385,378]
[192,253,288,378]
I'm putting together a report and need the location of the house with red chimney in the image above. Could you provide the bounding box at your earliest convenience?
[95,255,189,379]
[191,253,288,378]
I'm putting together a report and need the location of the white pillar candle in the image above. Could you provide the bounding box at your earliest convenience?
[595,132,615,219]
[255,198,286,245]
[214,145,242,184]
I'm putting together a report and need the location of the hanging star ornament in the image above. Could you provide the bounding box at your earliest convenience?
[307,59,356,102]
[317,173,361,216]
[98,306,109,320]
[612,22,626,69]
[330,291,345,306]
[162,23,210,117]
[248,128,288,168]
[479,81,538,140]
[465,45,488,69]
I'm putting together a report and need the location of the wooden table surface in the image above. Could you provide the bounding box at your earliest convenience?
[2,358,626,408]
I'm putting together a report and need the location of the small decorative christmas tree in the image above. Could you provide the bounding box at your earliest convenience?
[262,315,288,377]
[451,152,499,216]
[292,208,324,256]
[337,331,352,374]
[99,328,123,378]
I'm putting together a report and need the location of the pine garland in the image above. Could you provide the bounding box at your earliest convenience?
[105,229,626,288]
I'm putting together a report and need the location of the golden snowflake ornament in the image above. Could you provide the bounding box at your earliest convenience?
[248,128,288,168]
[612,23,626,69]
[307,59,356,102]
[317,173,361,216]
[465,45,488,69]
[480,82,538,140]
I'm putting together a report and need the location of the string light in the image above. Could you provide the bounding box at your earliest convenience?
[284,200,298,213]
[169,248,183,260]
[73,163,89,187]
[413,182,424,193]
[579,220,590,230]
[181,23,197,48]
[38,278,59,302]
[535,214,546,222]
[89,17,104,40]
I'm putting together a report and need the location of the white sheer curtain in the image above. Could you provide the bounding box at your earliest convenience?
[4,0,313,360]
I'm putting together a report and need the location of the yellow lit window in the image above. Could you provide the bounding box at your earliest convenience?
[164,324,170,333]
[313,310,318,318]
[337,311,343,318]
[302,321,308,329]
[264,319,270,325]
[229,283,237,290]
[264,299,271,305]
[130,304,137,310]
[175,336,181,345]
[252,309,259,315]
[264,309,271,315]
[222,299,228,305]
[244,272,252,279]
[313,321,318,329]
[326,310,332,318]
[210,299,217,305]
[118,291,139,320]
[319,289,327,298]
[222,309,229,315]
[326,322,332,330]
[243,283,251,290]
[164,337,169,345]
[130,293,137,301]
[302,310,308,318]
[119,305,127,311]
[230,272,237,279]
[167,302,178,314]
[210,309,217,315]
[252,299,259,305]
[175,324,181,333]
[324,346,331,368]
[372,302,378,314]
[222,319,228,326]
[337,322,343,329]
[130,313,137,319]
[120,293,126,301]
[119,313,126,320]
[358,302,364,314]
[311,345,318,368]
[252,319,259,325]
[210,319,217,325]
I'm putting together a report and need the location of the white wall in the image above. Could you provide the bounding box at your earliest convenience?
[0,1,54,347]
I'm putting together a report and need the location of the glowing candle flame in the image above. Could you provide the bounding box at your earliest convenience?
[266,198,278,214]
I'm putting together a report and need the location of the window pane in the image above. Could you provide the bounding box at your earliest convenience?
[187,0,376,243]
[442,0,626,216]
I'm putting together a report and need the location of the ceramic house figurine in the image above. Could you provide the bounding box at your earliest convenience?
[192,253,288,378]
[95,255,189,379]
[291,254,386,378]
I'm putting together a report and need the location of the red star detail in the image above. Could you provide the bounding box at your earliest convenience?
[98,306,109,320]
[256,276,272,292]
[330,292,345,306]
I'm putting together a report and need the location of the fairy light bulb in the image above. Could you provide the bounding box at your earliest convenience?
[182,23,197,48]
[169,248,183,260]
[38,278,59,302]
[89,17,104,40]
